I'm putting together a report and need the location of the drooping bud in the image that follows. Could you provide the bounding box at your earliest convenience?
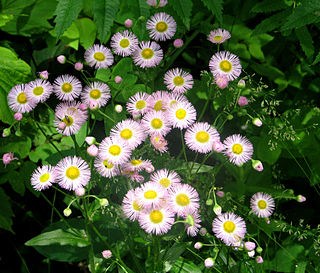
[253,118,262,127]
[87,144,99,157]
[124,19,133,28]
[2,152,18,167]
[63,208,72,217]
[75,187,85,196]
[85,136,96,145]
[206,199,213,206]
[244,242,256,251]
[248,250,255,257]
[173,39,184,48]
[74,62,83,71]
[102,250,112,259]
[194,242,203,250]
[296,195,306,202]
[38,70,49,80]
[256,246,263,253]
[251,159,264,172]
[2,128,11,137]
[238,96,248,106]
[57,55,66,64]
[14,112,23,121]
[99,198,109,207]
[213,204,222,215]
[256,256,263,264]
[204,258,214,268]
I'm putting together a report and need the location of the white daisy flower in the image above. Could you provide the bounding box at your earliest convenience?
[250,192,275,218]
[149,169,181,189]
[30,165,55,191]
[132,41,163,68]
[136,181,167,210]
[141,110,171,136]
[208,28,231,44]
[126,92,150,117]
[209,51,242,81]
[223,134,253,166]
[164,68,194,94]
[122,158,153,173]
[81,81,111,108]
[53,74,82,101]
[110,30,139,57]
[147,90,170,112]
[94,156,120,178]
[146,12,177,41]
[167,100,197,129]
[122,188,142,221]
[55,156,91,191]
[84,44,114,69]
[167,93,189,108]
[212,212,247,246]
[25,79,53,103]
[7,84,37,113]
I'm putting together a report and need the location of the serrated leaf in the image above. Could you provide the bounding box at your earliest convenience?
[93,0,120,43]
[201,0,223,24]
[252,9,291,35]
[0,188,14,233]
[53,0,83,40]
[295,26,314,58]
[138,0,150,18]
[170,0,193,30]
[251,0,288,13]
[281,0,320,31]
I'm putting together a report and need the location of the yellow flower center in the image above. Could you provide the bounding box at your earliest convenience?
[109,145,121,156]
[136,100,146,110]
[159,178,170,188]
[214,35,222,41]
[223,221,236,233]
[120,129,133,140]
[40,173,50,183]
[62,115,73,126]
[103,159,114,169]
[61,83,72,93]
[155,21,168,32]
[90,89,101,99]
[33,86,44,96]
[195,131,209,143]
[93,52,105,61]
[151,118,163,129]
[120,38,130,48]
[17,92,27,104]
[149,210,163,224]
[219,60,232,72]
[173,76,184,86]
[258,200,267,209]
[141,48,154,59]
[154,100,163,111]
[66,166,80,180]
[144,190,157,199]
[176,193,190,206]
[232,144,243,155]
[132,200,141,211]
[131,159,142,166]
[175,109,186,120]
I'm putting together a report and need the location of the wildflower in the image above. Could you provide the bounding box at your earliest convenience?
[150,134,168,153]
[102,250,112,259]
[99,198,109,207]
[94,157,119,178]
[256,246,263,253]
[30,165,55,191]
[98,137,132,164]
[141,110,171,136]
[223,134,253,166]
[123,158,153,173]
[252,159,263,172]
[57,55,66,64]
[132,41,163,68]
[81,81,111,109]
[84,44,114,69]
[238,96,248,106]
[194,242,203,249]
[122,188,142,221]
[25,79,53,103]
[79,103,88,111]
[199,227,207,236]
[215,74,229,89]
[115,104,123,113]
[167,100,197,130]
[164,68,194,94]
[146,12,176,41]
[204,258,214,268]
[55,156,91,191]
[212,212,247,246]
[74,62,83,71]
[38,70,49,80]
[136,182,167,210]
[124,19,133,28]
[253,118,262,127]
[85,136,96,145]
[53,75,82,101]
[209,51,242,81]
[213,141,224,152]
[256,256,264,264]
[89,100,98,110]
[173,38,183,48]
[87,144,99,157]
[248,250,255,257]
[114,76,122,83]
[208,28,231,44]
[147,90,170,112]
[14,113,23,121]
[75,187,85,196]
[111,30,139,57]
[244,242,256,251]
[213,204,222,215]
[126,92,150,116]
[296,195,306,202]
[8,84,37,113]
[238,79,246,88]
[2,152,18,167]
[250,192,275,218]
[150,169,181,189]
[146,0,168,7]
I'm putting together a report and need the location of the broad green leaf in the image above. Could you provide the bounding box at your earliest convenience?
[95,68,111,82]
[162,242,190,272]
[251,62,285,81]
[8,170,25,196]
[257,136,281,165]
[249,42,265,60]
[295,26,314,59]
[53,0,83,40]
[175,162,212,174]
[112,57,134,77]
[201,0,223,24]
[295,261,307,273]
[0,47,32,124]
[75,18,96,49]
[251,0,288,13]
[103,103,126,135]
[138,0,151,18]
[170,0,193,30]
[93,0,120,43]
[0,136,32,159]
[0,188,14,233]
[75,121,88,146]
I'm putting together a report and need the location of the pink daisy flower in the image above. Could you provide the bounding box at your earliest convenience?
[183,207,201,237]
[94,156,120,178]
[141,110,171,136]
[167,100,197,129]
[81,81,111,108]
[146,0,168,7]
[25,79,53,103]
[126,92,150,117]
[53,74,82,101]
[133,41,163,68]
[30,165,55,191]
[146,12,176,41]
[122,188,142,221]
[150,134,168,153]
[147,90,170,112]
[164,68,194,94]
[250,192,275,218]
[149,169,181,189]
[208,28,231,44]
[122,158,153,173]
[7,84,37,113]
[110,30,138,57]
[136,181,167,210]
[84,44,114,69]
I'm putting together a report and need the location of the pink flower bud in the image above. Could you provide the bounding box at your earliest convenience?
[145,164,155,173]
[2,152,18,167]
[215,74,229,89]
[115,104,123,113]
[124,19,133,28]
[102,250,112,259]
[79,103,88,111]
[87,144,99,157]
[253,118,262,127]
[296,195,306,202]
[194,242,203,250]
[265,218,270,224]
[248,250,255,257]
[38,70,49,80]
[58,122,66,130]
[89,100,98,110]
[204,258,214,268]
[216,190,225,198]
[114,76,122,83]
[85,136,96,145]
[238,96,248,106]
[57,55,66,64]
[150,134,168,153]
[199,227,207,236]
[14,113,23,121]
[212,141,224,152]
[256,256,263,264]
[75,187,85,196]
[173,39,184,48]
[238,79,246,88]
[74,62,83,71]
[244,242,256,251]
[147,0,168,7]
[252,160,263,172]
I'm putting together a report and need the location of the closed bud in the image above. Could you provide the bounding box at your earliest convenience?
[15,130,22,137]
[138,16,145,22]
[256,246,263,253]
[206,199,213,206]
[87,144,99,157]
[213,204,222,215]
[115,104,123,113]
[251,159,263,172]
[2,128,11,137]
[248,250,255,257]
[256,256,263,264]
[124,19,133,28]
[14,112,23,121]
[38,70,49,80]
[199,227,207,236]
[58,122,66,130]
[63,208,72,217]
[194,242,203,249]
[89,100,98,110]
[227,114,233,120]
[57,55,66,64]
[204,258,214,268]
[238,96,248,106]
[74,62,83,71]
[99,198,109,207]
[102,250,112,259]
[216,190,225,198]
[173,38,184,48]
[79,103,88,111]
[85,136,96,145]
[114,76,122,83]
[244,242,256,251]
[238,79,246,88]
[75,187,85,196]
[296,195,306,203]
[253,118,262,127]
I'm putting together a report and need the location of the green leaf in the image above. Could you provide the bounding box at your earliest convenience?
[251,62,285,81]
[0,14,14,27]
[138,0,151,18]
[170,0,193,30]
[0,136,32,159]
[75,121,88,146]
[95,68,111,82]
[53,0,83,40]
[0,188,14,233]
[75,18,97,49]
[0,47,32,124]
[281,0,320,31]
[251,0,288,13]
[252,9,291,35]
[295,261,307,273]
[8,170,25,196]
[175,162,212,174]
[93,0,120,43]
[295,26,314,59]
[257,136,282,165]
[162,242,190,272]
[103,103,126,135]
[201,0,223,24]
[312,51,320,65]
[171,257,202,273]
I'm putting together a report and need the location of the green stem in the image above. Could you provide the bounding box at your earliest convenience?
[71,134,79,156]
[98,109,115,122]
[188,152,198,179]
[198,99,210,122]
[153,235,161,272]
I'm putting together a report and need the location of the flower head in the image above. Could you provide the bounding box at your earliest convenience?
[167,100,197,129]
[7,84,37,113]
[250,192,275,218]
[136,181,167,210]
[94,156,120,178]
[111,30,139,57]
[81,81,111,108]
[126,92,150,117]
[208,28,231,44]
[150,169,181,189]
[238,96,248,106]
[141,110,171,136]
[85,44,114,69]
[53,74,82,101]
[173,39,183,48]
[31,165,55,191]
[164,68,194,94]
[146,12,176,41]
[98,137,132,164]
[133,41,163,68]
[2,152,18,167]
[25,79,53,103]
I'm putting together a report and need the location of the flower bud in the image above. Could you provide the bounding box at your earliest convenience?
[63,208,72,217]
[138,16,145,22]
[227,114,233,120]
[194,242,203,250]
[38,70,49,80]
[212,141,224,152]
[253,118,262,127]
[256,256,263,264]
[2,128,11,137]
[75,187,85,196]
[74,62,83,71]
[58,122,66,130]
[114,76,122,83]
[3,152,17,167]
[87,144,99,157]
[238,79,246,88]
[124,19,133,28]
[185,214,194,226]
[215,74,229,89]
[204,258,214,268]
[99,198,109,207]
[85,136,96,145]
[199,227,207,236]
[102,250,112,259]
[296,195,306,202]
[115,104,123,113]
[206,199,213,206]
[89,100,98,110]
[57,55,66,64]
[213,204,222,215]
[79,103,88,111]
[173,39,184,48]
[238,96,248,106]
[256,246,263,253]
[244,242,256,251]
[14,112,23,121]
[251,159,263,172]
[216,190,225,198]
[248,250,255,257]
